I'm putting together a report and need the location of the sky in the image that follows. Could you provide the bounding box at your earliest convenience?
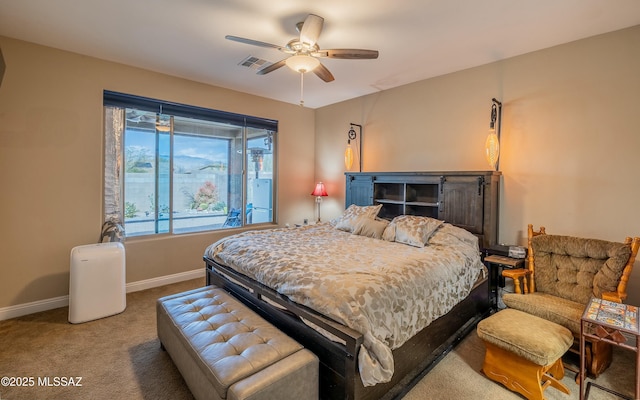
[125,128,229,163]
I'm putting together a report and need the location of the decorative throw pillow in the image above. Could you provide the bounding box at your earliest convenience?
[385,215,444,247]
[382,223,396,242]
[332,204,382,232]
[351,215,389,239]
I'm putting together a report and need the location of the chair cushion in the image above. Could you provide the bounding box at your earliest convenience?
[477,309,573,366]
[532,235,631,304]
[502,292,584,335]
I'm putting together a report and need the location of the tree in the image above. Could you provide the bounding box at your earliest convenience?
[189,181,219,211]
[125,146,152,172]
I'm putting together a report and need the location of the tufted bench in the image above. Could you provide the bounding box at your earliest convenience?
[477,309,573,400]
[157,286,319,400]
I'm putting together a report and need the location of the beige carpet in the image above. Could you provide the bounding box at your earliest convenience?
[0,278,634,400]
[404,322,634,400]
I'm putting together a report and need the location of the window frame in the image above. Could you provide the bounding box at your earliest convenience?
[103,91,278,238]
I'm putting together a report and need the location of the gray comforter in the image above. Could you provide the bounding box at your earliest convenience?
[205,222,484,386]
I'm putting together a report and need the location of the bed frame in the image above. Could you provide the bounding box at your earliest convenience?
[205,256,491,400]
[204,171,498,399]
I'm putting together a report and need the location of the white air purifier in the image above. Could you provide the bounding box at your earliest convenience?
[69,242,126,324]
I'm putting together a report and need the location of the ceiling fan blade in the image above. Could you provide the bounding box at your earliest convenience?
[300,14,324,46]
[225,35,284,51]
[315,49,379,59]
[257,59,287,75]
[313,63,335,82]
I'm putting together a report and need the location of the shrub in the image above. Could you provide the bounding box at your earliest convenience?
[124,202,139,218]
[191,181,219,211]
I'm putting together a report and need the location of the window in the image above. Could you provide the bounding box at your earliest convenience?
[104,91,277,237]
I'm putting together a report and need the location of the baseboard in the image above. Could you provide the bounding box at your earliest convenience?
[0,268,205,321]
[0,295,71,322]
[124,269,204,293]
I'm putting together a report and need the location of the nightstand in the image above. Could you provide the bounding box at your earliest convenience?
[294,219,315,227]
[484,254,525,310]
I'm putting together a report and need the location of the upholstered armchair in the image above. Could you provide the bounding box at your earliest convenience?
[502,224,640,377]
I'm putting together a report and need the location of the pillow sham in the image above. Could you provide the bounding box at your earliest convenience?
[351,215,389,239]
[429,223,479,249]
[332,204,382,232]
[383,215,444,247]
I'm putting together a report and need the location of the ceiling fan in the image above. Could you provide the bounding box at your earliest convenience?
[225,14,379,83]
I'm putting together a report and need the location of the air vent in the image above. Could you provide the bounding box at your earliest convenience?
[239,56,269,70]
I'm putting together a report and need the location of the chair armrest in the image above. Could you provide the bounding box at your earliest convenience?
[501,268,531,294]
[601,291,625,303]
[501,268,529,279]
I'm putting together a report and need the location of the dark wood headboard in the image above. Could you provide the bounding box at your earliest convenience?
[345,171,500,250]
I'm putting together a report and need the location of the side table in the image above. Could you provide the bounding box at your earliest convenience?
[579,297,639,400]
[484,254,525,310]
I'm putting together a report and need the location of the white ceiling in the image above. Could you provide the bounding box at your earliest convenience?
[1,0,640,109]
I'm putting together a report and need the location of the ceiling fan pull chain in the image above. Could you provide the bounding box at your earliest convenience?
[300,72,304,107]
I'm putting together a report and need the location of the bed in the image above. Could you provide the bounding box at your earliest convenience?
[203,206,492,400]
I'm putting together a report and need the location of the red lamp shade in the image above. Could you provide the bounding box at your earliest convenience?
[311,182,328,197]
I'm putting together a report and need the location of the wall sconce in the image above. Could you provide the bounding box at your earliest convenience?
[310,182,328,222]
[345,123,362,172]
[485,98,502,170]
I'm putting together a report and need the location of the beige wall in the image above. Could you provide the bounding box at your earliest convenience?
[2,25,639,311]
[316,26,640,303]
[0,36,316,308]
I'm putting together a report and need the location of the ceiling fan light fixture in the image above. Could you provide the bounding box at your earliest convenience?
[225,13,377,106]
[285,55,320,73]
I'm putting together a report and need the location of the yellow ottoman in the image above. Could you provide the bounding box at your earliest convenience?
[477,308,573,400]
